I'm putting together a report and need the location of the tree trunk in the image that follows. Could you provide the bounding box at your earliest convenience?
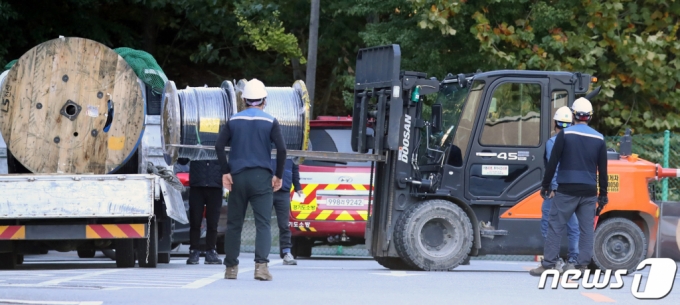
[306,0,320,117]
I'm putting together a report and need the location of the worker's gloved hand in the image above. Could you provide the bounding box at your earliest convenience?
[541,186,551,199]
[596,195,608,215]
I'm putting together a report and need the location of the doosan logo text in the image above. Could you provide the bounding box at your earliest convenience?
[399,114,411,164]
[538,258,677,300]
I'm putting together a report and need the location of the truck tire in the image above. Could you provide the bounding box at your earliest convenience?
[394,199,473,271]
[0,252,18,270]
[158,252,171,264]
[592,217,647,274]
[291,237,313,259]
[375,257,417,270]
[115,240,135,268]
[136,221,158,268]
[77,249,96,258]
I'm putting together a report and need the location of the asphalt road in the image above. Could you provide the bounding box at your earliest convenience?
[0,249,678,305]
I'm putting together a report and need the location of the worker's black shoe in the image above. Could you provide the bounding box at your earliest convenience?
[529,263,562,276]
[186,250,200,265]
[205,249,222,265]
[563,259,577,272]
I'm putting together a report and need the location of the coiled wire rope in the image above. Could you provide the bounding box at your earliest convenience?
[162,79,310,165]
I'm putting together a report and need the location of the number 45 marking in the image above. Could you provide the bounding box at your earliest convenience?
[497,152,518,160]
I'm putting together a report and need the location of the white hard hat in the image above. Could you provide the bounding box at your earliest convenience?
[553,106,573,123]
[242,78,268,102]
[571,97,593,121]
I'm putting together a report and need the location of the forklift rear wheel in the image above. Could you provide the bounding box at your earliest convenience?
[0,252,18,270]
[77,249,96,258]
[115,240,135,268]
[394,199,474,271]
[375,257,418,270]
[592,217,647,274]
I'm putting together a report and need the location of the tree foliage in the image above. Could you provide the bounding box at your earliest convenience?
[1,0,680,136]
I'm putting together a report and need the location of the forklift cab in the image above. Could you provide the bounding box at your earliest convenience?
[428,71,593,205]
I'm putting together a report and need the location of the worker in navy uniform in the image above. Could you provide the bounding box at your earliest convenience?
[270,158,303,265]
[538,106,579,270]
[215,78,287,281]
[177,157,223,265]
[530,97,608,276]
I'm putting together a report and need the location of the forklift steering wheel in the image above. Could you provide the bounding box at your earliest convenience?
[440,125,454,147]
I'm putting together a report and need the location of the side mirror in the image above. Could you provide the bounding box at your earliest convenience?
[431,103,443,134]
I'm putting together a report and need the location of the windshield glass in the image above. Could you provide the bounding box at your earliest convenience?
[430,82,470,146]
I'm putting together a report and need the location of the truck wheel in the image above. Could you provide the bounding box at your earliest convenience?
[394,199,473,271]
[291,237,313,259]
[592,217,647,274]
[77,249,96,258]
[375,257,417,270]
[115,240,135,268]
[136,221,158,268]
[0,252,18,270]
[158,252,171,264]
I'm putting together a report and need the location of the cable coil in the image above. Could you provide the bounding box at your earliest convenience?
[162,79,310,165]
[234,79,310,153]
[161,80,237,164]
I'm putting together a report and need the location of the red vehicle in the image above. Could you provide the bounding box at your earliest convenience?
[288,116,373,258]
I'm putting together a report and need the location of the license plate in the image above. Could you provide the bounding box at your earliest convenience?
[324,198,366,207]
[291,202,317,212]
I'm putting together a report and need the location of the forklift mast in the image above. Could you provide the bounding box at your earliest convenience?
[351,45,439,259]
[351,44,595,271]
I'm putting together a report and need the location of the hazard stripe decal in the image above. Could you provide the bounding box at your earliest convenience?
[86,224,145,239]
[0,226,25,240]
[291,183,372,221]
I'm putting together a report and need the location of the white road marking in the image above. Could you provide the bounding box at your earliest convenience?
[182,259,282,289]
[35,269,122,287]
[371,271,423,277]
[0,299,102,305]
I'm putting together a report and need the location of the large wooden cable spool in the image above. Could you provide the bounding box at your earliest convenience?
[0,37,145,174]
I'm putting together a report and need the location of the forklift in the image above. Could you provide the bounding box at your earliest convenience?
[349,44,667,272]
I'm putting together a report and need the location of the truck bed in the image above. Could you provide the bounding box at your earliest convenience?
[0,174,157,219]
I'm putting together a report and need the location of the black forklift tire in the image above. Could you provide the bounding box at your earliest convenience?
[16,254,24,265]
[394,199,474,271]
[77,249,96,258]
[158,252,171,264]
[592,217,647,274]
[0,252,18,270]
[115,240,136,268]
[136,220,158,268]
[375,257,418,270]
